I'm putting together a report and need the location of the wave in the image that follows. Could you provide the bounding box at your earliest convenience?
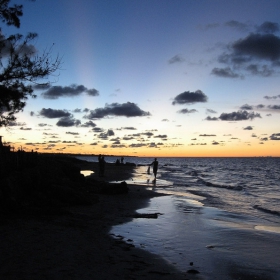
[197,177,243,191]
[253,205,280,217]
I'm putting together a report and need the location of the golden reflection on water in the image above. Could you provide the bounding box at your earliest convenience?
[80,170,93,176]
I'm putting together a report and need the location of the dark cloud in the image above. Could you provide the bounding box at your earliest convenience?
[85,102,151,119]
[122,127,137,130]
[244,126,253,130]
[8,121,26,126]
[225,20,249,32]
[20,127,32,130]
[268,105,280,110]
[199,134,216,137]
[177,108,197,114]
[260,137,268,141]
[129,143,147,148]
[270,133,280,140]
[41,85,99,99]
[205,116,219,121]
[212,141,220,145]
[246,64,274,77]
[123,136,134,141]
[86,88,99,96]
[211,67,240,78]
[212,26,280,77]
[256,104,265,109]
[81,121,96,128]
[38,123,48,127]
[172,90,208,105]
[92,127,103,132]
[56,117,81,127]
[154,134,167,139]
[66,132,79,135]
[111,144,126,148]
[257,22,279,34]
[240,104,253,110]
[206,109,217,114]
[168,54,185,64]
[232,33,280,62]
[33,84,51,90]
[219,110,261,121]
[39,108,71,118]
[264,95,280,99]
[73,108,82,113]
[162,119,169,122]
[30,111,35,116]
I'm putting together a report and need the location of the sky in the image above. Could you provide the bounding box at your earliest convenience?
[1,0,280,157]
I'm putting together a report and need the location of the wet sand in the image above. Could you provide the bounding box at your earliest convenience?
[0,160,186,279]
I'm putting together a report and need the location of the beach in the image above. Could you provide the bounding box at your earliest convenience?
[0,155,186,279]
[1,155,279,280]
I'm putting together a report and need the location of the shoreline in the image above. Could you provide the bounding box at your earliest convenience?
[0,155,186,279]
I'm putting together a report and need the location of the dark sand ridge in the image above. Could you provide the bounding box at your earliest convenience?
[0,156,188,279]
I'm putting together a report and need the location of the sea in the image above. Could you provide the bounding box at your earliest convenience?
[77,156,280,279]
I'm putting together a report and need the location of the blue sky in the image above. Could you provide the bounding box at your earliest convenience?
[1,0,280,156]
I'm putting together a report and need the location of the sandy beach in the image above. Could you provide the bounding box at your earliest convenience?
[0,156,186,279]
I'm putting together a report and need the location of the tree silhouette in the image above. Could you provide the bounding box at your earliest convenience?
[0,0,61,126]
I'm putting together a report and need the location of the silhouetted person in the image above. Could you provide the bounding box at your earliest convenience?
[121,157,124,164]
[116,158,120,165]
[98,154,102,176]
[100,156,106,177]
[150,158,158,180]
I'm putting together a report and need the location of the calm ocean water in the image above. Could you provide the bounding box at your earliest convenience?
[78,156,280,225]
[78,156,280,278]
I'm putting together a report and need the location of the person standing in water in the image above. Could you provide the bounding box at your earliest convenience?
[150,158,159,180]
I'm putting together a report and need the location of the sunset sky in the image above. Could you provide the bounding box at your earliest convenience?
[1,0,280,157]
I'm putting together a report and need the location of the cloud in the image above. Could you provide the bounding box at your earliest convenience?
[199,134,216,137]
[154,134,168,139]
[81,121,96,127]
[92,127,103,132]
[257,21,279,34]
[246,64,274,77]
[240,104,253,110]
[244,126,253,130]
[264,94,280,99]
[86,88,99,96]
[122,127,137,130]
[232,33,280,62]
[225,20,249,32]
[8,121,26,126]
[270,133,280,140]
[205,116,219,121]
[85,102,151,119]
[212,25,280,77]
[39,108,71,118]
[219,110,261,121]
[56,117,81,127]
[66,132,79,135]
[177,108,197,114]
[38,123,49,127]
[41,84,99,99]
[268,105,280,110]
[256,104,265,109]
[211,67,240,78]
[20,127,32,130]
[168,54,185,64]
[206,109,217,114]
[172,90,208,105]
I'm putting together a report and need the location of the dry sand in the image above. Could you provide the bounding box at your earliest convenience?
[0,161,188,279]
